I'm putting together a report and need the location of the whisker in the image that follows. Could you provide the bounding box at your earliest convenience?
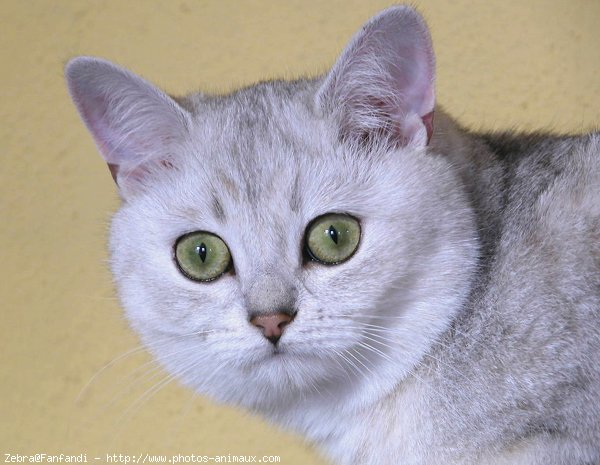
[337,349,364,378]
[115,354,206,428]
[346,348,375,377]
[357,341,394,364]
[76,344,157,404]
[76,329,214,403]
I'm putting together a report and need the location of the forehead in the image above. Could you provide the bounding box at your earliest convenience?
[181,84,341,202]
[149,81,388,238]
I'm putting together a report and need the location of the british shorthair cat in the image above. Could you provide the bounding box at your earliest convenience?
[66,6,600,465]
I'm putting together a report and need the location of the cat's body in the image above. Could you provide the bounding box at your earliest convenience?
[66,6,600,465]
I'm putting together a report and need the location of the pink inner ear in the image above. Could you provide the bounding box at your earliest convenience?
[422,110,434,145]
[316,7,436,149]
[107,158,176,186]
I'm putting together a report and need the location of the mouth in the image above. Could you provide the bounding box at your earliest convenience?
[269,345,286,357]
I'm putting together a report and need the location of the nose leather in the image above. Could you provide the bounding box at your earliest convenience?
[250,312,294,345]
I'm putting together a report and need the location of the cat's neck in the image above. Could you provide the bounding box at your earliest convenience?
[266,365,435,464]
[430,109,504,207]
[430,109,505,262]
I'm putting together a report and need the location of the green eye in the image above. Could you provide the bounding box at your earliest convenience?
[174,231,231,282]
[305,213,361,265]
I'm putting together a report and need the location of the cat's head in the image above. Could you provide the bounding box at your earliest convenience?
[66,7,477,413]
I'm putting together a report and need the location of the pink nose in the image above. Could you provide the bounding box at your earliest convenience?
[250,312,294,345]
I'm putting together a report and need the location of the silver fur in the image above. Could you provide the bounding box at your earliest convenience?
[66,6,600,465]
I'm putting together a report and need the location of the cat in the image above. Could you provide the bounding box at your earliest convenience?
[65,5,600,465]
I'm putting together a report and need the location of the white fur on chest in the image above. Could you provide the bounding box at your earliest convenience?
[274,378,434,465]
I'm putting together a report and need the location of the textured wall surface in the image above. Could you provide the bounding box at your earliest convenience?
[1,0,599,463]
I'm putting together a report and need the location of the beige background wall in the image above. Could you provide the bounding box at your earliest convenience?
[2,0,598,463]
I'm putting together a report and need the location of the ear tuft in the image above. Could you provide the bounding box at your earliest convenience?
[317,6,435,149]
[65,57,190,194]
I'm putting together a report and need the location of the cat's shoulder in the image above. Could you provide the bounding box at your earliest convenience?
[480,130,599,162]
[481,130,599,179]
[481,130,600,218]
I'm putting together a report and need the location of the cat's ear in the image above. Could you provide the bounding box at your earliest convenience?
[316,6,435,148]
[65,57,191,197]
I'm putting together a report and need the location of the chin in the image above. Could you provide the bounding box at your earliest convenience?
[205,350,340,411]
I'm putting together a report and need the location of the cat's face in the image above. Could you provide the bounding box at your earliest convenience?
[109,82,475,410]
[66,7,478,412]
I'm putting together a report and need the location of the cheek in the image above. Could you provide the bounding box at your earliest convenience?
[286,289,363,350]
[119,250,244,336]
[300,226,400,312]
[165,281,246,332]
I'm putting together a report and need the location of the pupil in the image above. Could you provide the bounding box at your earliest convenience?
[196,243,208,262]
[328,225,338,244]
